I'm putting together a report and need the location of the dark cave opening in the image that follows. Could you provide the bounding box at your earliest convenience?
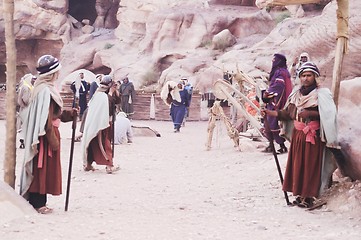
[92,66,112,76]
[68,0,97,25]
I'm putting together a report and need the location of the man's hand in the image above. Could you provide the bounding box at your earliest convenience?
[72,107,79,117]
[261,109,277,117]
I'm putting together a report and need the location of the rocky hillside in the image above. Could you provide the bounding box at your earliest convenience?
[2,0,358,91]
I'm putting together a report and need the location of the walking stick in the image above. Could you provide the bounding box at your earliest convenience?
[112,102,116,159]
[263,113,291,206]
[65,103,78,211]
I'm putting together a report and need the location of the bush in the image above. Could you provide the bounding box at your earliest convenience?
[199,40,212,48]
[275,12,291,24]
[142,69,159,87]
[104,43,114,49]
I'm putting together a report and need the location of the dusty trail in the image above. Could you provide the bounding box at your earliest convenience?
[0,120,360,240]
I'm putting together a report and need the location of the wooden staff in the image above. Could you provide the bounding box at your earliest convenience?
[263,112,291,206]
[65,104,78,211]
[112,102,116,159]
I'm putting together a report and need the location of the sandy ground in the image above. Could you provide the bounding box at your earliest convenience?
[1,119,361,240]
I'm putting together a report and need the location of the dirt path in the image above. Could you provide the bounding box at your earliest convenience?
[1,120,360,240]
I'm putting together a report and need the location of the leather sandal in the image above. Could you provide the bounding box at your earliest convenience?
[292,196,303,206]
[84,165,95,171]
[74,135,82,142]
[36,206,53,214]
[106,165,120,174]
[297,197,314,208]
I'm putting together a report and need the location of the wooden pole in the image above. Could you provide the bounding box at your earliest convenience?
[331,0,349,108]
[331,38,346,107]
[256,0,320,8]
[3,0,17,188]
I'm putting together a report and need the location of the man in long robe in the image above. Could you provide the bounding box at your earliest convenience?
[264,62,338,208]
[262,53,292,153]
[170,81,189,132]
[20,55,75,214]
[81,75,121,173]
[70,72,90,119]
[119,76,136,116]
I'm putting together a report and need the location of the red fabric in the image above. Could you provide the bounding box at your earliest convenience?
[88,126,113,166]
[29,129,62,196]
[294,120,320,144]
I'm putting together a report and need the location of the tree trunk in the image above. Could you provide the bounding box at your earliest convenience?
[3,0,17,189]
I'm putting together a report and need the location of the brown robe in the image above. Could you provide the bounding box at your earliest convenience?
[278,104,324,198]
[28,100,73,195]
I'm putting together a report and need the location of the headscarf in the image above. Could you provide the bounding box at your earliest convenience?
[298,61,320,78]
[98,75,113,92]
[269,53,287,81]
[298,61,320,95]
[33,55,63,108]
[73,73,85,98]
[32,74,63,108]
[298,52,310,67]
[19,74,35,90]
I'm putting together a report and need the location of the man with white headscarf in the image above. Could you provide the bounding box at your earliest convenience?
[89,74,103,100]
[291,52,310,87]
[17,73,36,148]
[70,72,90,119]
[161,80,189,132]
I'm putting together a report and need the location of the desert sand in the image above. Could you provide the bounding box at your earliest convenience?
[1,119,361,240]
